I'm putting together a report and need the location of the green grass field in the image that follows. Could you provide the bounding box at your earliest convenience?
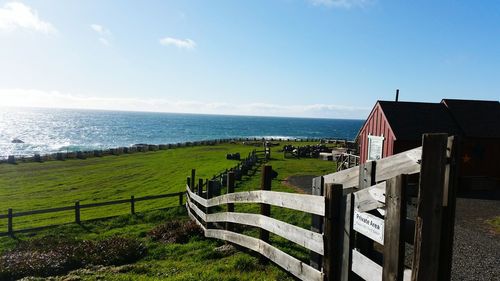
[0,141,337,280]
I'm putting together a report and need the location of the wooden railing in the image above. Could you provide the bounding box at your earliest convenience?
[187,133,459,281]
[186,166,326,281]
[336,153,360,171]
[0,192,185,236]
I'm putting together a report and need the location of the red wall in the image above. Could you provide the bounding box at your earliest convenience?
[358,103,396,163]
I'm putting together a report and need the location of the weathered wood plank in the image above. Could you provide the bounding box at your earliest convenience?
[186,185,208,207]
[186,202,206,232]
[353,182,386,213]
[324,147,422,188]
[206,229,323,281]
[383,175,407,281]
[186,195,207,221]
[310,176,324,270]
[340,194,354,281]
[411,134,448,281]
[352,250,411,281]
[205,190,325,215]
[352,249,382,281]
[323,183,344,281]
[438,136,459,281]
[207,212,323,254]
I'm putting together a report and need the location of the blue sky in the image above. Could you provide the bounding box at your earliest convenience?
[0,0,499,119]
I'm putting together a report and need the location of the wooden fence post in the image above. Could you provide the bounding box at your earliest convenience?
[7,208,13,235]
[438,136,459,281]
[178,192,183,206]
[411,133,448,281]
[206,180,215,229]
[198,179,204,195]
[339,193,355,281]
[310,176,324,270]
[323,183,344,281]
[191,169,196,191]
[226,171,235,232]
[131,195,135,214]
[260,165,272,263]
[186,177,191,190]
[356,161,376,256]
[75,201,81,224]
[383,174,407,281]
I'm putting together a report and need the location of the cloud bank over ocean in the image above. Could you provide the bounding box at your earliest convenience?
[0,89,368,119]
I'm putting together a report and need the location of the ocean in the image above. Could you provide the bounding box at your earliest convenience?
[0,107,363,158]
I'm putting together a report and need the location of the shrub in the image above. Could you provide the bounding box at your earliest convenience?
[148,220,203,244]
[0,236,146,280]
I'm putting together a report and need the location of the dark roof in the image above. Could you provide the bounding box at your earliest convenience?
[441,99,500,138]
[378,101,461,140]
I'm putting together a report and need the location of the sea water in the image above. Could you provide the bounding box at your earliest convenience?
[0,107,363,158]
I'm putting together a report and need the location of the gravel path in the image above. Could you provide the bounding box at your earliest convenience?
[452,198,500,281]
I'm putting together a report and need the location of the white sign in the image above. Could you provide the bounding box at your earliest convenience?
[353,209,385,245]
[367,135,384,161]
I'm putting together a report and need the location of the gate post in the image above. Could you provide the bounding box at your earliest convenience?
[411,133,448,281]
[310,176,324,270]
[323,183,344,281]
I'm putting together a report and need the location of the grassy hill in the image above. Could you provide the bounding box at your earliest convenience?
[0,141,337,280]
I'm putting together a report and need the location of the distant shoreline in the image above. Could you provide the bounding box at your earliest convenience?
[0,137,353,163]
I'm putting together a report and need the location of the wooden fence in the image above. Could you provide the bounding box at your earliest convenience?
[0,192,185,236]
[336,153,360,171]
[186,133,459,281]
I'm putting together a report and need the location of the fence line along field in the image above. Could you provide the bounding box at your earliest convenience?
[0,140,335,231]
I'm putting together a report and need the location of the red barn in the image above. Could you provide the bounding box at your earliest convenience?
[357,99,500,192]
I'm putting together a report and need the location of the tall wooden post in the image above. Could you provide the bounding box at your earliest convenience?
[383,174,407,281]
[206,180,215,229]
[75,201,81,224]
[438,136,459,281]
[191,169,196,192]
[310,176,324,270]
[186,177,191,190]
[178,192,183,206]
[323,183,344,281]
[7,208,13,235]
[226,171,235,232]
[356,161,376,256]
[131,195,135,214]
[198,178,204,196]
[339,193,355,281]
[260,165,272,263]
[411,133,448,281]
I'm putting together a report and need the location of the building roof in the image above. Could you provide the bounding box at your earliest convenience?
[441,99,500,138]
[377,100,461,140]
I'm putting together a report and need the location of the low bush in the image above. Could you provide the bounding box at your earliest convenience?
[0,236,145,280]
[148,220,203,244]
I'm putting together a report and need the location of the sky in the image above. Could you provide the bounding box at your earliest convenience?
[0,0,499,119]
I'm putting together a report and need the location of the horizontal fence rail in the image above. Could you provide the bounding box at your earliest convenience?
[1,192,185,236]
[324,146,422,189]
[187,186,325,216]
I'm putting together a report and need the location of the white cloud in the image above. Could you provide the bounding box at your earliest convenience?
[309,0,371,9]
[0,89,369,119]
[159,37,196,50]
[0,2,56,34]
[90,23,112,46]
